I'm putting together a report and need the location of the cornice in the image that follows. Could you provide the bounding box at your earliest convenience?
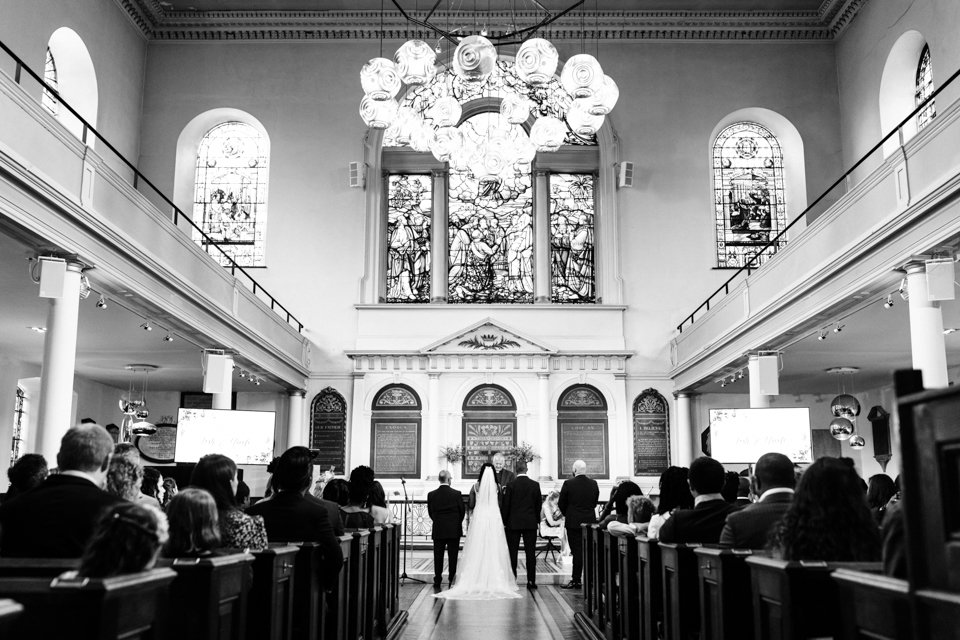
[118,6,869,43]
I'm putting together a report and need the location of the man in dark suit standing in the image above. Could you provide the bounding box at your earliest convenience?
[720,452,795,548]
[502,460,542,589]
[660,456,739,544]
[427,470,465,590]
[0,424,121,557]
[558,459,599,589]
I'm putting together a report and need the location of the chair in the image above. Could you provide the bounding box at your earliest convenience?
[537,521,562,563]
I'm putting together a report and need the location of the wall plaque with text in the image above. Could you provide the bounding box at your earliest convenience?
[135,424,178,464]
[633,415,669,475]
[371,420,420,478]
[558,421,608,479]
[463,421,516,477]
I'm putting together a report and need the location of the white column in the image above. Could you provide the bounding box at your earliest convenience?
[349,373,367,469]
[36,261,83,463]
[612,373,629,479]
[426,372,441,479]
[286,389,306,449]
[537,372,552,480]
[675,392,694,467]
[905,262,949,388]
[431,169,448,302]
[212,354,234,410]
[534,169,551,303]
[747,355,771,408]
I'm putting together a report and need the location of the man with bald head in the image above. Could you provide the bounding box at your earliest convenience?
[558,459,599,589]
[0,424,121,557]
[720,452,796,549]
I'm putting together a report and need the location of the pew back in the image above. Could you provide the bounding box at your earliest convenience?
[636,536,662,640]
[659,543,701,640]
[0,598,23,637]
[695,547,755,640]
[617,536,639,640]
[248,545,298,640]
[159,553,254,640]
[833,568,911,640]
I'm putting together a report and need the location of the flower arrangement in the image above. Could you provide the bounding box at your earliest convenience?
[439,444,464,463]
[507,441,539,463]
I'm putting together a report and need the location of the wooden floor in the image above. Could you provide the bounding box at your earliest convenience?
[397,582,584,640]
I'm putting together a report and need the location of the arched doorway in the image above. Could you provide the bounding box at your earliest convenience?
[370,384,422,479]
[557,385,609,479]
[633,389,670,475]
[461,385,517,478]
[309,387,346,474]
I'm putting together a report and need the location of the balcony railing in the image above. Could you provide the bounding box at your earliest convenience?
[677,63,960,334]
[0,38,304,334]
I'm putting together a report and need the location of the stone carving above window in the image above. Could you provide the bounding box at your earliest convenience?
[634,388,667,414]
[313,387,346,413]
[374,386,420,409]
[559,385,606,409]
[465,386,515,409]
[423,319,555,354]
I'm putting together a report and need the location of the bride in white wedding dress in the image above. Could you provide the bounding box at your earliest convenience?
[434,464,521,600]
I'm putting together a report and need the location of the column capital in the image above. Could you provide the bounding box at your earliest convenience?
[288,389,306,398]
[428,372,441,379]
[673,391,696,399]
[431,168,447,179]
[903,260,927,275]
[537,372,550,380]
[533,168,550,178]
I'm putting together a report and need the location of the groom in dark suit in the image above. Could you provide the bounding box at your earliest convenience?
[502,460,542,589]
[720,452,795,548]
[427,470,465,590]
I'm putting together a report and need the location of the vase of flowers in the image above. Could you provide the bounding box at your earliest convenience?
[439,444,464,476]
[507,441,538,463]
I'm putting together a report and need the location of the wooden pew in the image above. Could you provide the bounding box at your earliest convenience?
[617,535,640,640]
[248,545,298,640]
[695,547,755,640]
[0,567,176,640]
[0,598,23,637]
[0,557,78,577]
[592,525,606,629]
[364,527,383,640]
[382,524,399,623]
[159,553,254,640]
[659,543,701,640]
[746,557,881,640]
[348,530,370,640]
[582,524,596,617]
[325,534,354,640]
[833,568,911,640]
[636,536,662,640]
[602,530,621,640]
[282,542,327,640]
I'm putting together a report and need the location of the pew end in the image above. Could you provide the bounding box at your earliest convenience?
[833,568,911,640]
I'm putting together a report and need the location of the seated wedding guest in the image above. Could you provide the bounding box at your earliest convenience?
[323,478,350,507]
[4,453,48,501]
[312,467,335,499]
[736,476,753,506]
[881,499,906,579]
[866,473,897,525]
[163,488,223,558]
[721,471,741,503]
[75,502,168,577]
[191,454,268,551]
[113,442,140,461]
[647,466,694,539]
[236,478,251,509]
[141,467,164,507]
[248,446,346,561]
[0,424,121,557]
[720,452,795,549]
[660,456,739,544]
[540,489,567,555]
[599,481,643,529]
[368,480,393,524]
[105,455,144,502]
[770,457,880,561]
[263,457,280,499]
[599,482,620,521]
[608,495,656,537]
[162,477,179,508]
[340,465,377,529]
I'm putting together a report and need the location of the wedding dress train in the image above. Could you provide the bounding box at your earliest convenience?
[433,466,521,600]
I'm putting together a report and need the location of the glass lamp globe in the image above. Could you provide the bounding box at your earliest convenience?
[453,35,497,83]
[530,116,567,152]
[515,38,559,86]
[560,54,604,99]
[360,57,401,101]
[469,140,511,182]
[395,40,437,85]
[500,94,532,125]
[408,122,435,153]
[514,136,537,165]
[428,96,463,127]
[566,105,604,136]
[830,394,861,420]
[581,75,619,116]
[449,144,475,172]
[430,126,465,162]
[829,417,855,441]
[359,96,399,129]
[849,435,866,450]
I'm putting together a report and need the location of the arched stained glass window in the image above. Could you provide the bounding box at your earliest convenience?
[386,174,432,302]
[915,44,936,131]
[41,47,59,117]
[550,173,595,303]
[713,122,786,269]
[193,122,269,267]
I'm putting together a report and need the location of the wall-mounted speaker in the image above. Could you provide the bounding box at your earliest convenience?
[348,162,365,189]
[617,161,634,188]
[203,353,233,394]
[926,258,956,301]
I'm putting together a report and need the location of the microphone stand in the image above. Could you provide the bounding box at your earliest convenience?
[398,476,426,584]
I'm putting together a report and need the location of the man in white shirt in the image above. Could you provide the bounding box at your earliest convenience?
[719,452,796,549]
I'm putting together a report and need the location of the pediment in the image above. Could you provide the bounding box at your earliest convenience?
[421,318,556,354]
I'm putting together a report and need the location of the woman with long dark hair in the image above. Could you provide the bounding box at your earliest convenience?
[163,488,222,558]
[648,466,694,539]
[599,481,643,529]
[866,474,897,525]
[190,454,267,551]
[770,457,880,561]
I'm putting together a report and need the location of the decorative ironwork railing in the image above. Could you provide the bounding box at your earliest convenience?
[0,38,304,334]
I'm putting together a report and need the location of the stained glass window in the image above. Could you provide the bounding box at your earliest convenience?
[41,48,59,117]
[448,113,534,303]
[915,44,936,131]
[550,173,596,303]
[193,122,269,267]
[386,174,432,302]
[713,122,786,269]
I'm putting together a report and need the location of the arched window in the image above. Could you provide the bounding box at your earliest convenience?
[41,48,59,117]
[193,122,270,267]
[370,385,422,478]
[461,385,517,477]
[557,385,608,479]
[309,387,347,474]
[713,122,786,269]
[915,44,935,131]
[633,389,669,475]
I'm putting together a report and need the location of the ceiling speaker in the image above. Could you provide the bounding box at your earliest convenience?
[618,161,634,188]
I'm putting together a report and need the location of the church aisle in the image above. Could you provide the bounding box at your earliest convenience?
[397,583,583,640]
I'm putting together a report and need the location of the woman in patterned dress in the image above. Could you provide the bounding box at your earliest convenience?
[191,453,268,551]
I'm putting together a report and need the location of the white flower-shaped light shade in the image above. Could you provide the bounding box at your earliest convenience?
[566,105,604,136]
[530,116,567,152]
[389,106,419,144]
[849,435,866,450]
[514,136,537,164]
[359,96,399,129]
[500,94,532,124]
[429,96,463,127]
[829,417,854,441]
[561,54,604,98]
[515,38,559,86]
[449,145,474,171]
[453,35,497,83]
[395,40,437,85]
[409,121,435,153]
[583,75,619,116]
[361,57,401,100]
[430,126,465,162]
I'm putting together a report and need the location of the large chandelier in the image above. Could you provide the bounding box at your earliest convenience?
[358,1,619,173]
[119,364,159,441]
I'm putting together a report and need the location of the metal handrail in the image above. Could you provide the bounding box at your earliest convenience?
[0,38,304,334]
[677,64,960,334]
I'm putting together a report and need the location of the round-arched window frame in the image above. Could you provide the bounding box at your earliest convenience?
[461,384,517,477]
[370,384,422,479]
[309,387,347,475]
[557,384,609,479]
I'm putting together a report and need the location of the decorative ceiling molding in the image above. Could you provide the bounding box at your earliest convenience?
[112,2,868,42]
